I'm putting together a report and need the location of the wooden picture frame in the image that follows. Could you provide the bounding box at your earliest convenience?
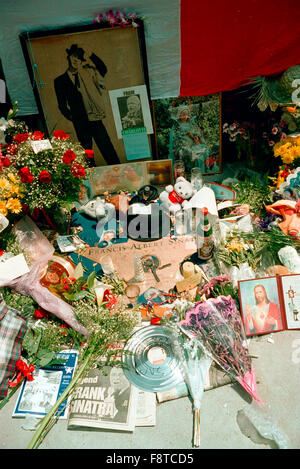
[152,94,222,176]
[20,21,155,167]
[238,274,300,337]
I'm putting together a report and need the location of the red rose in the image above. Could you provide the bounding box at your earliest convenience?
[18,167,33,183]
[62,149,76,165]
[84,149,94,159]
[53,130,70,140]
[13,133,29,144]
[71,162,85,178]
[31,131,45,140]
[39,169,51,183]
[2,157,11,167]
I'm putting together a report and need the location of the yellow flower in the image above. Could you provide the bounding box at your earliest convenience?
[0,201,8,216]
[6,197,22,214]
[9,184,22,197]
[282,155,294,164]
[0,178,10,191]
[227,238,245,253]
[292,146,300,158]
[8,173,19,183]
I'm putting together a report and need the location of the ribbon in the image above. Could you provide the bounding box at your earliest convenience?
[21,203,57,232]
[8,359,35,387]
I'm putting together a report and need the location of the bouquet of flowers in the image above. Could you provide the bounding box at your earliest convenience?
[176,338,212,447]
[179,295,262,403]
[7,129,88,211]
[273,134,300,166]
[93,9,141,28]
[166,301,212,447]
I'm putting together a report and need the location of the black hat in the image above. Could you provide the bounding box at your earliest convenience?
[66,44,85,61]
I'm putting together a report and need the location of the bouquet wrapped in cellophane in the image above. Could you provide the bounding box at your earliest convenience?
[168,300,212,447]
[179,295,262,403]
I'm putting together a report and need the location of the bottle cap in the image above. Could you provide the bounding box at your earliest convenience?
[202,207,208,215]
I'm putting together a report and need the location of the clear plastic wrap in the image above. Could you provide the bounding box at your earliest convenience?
[0,217,89,337]
[180,295,262,403]
[237,401,290,449]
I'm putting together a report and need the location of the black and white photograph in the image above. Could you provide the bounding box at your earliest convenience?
[20,23,153,166]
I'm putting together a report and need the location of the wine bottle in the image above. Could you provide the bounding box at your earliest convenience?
[196,207,214,260]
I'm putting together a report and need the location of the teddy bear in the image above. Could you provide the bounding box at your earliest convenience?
[159,176,196,213]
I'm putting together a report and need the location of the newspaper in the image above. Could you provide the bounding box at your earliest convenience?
[67,365,139,432]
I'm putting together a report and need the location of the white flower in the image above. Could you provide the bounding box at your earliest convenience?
[0,117,8,131]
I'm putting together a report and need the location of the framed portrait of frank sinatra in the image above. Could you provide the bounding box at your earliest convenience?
[20,20,156,166]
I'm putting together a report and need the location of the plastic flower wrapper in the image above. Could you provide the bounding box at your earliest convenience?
[0,216,89,337]
[237,401,290,449]
[179,295,262,403]
[167,303,212,447]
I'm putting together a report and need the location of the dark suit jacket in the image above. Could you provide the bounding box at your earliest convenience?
[54,53,108,128]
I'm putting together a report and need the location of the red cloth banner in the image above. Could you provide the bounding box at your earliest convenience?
[180,0,300,96]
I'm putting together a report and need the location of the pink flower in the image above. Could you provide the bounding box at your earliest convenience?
[272,126,279,135]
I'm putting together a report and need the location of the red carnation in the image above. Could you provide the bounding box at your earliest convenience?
[71,162,85,178]
[18,167,33,183]
[33,308,50,319]
[39,169,51,183]
[31,131,45,140]
[84,149,94,159]
[103,289,117,309]
[53,130,70,140]
[13,133,29,144]
[2,157,11,167]
[62,149,76,165]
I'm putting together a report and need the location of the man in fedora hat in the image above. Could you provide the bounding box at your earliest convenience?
[54,44,120,166]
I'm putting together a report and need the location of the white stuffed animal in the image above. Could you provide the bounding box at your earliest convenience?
[79,197,115,225]
[159,176,196,213]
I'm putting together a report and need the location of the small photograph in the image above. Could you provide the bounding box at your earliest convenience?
[109,85,153,139]
[117,93,145,130]
[281,274,300,329]
[238,277,284,336]
[146,159,173,187]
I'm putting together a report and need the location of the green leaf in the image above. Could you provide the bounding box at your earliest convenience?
[87,271,96,290]
[63,290,88,301]
[36,349,56,368]
[22,328,42,356]
[73,262,84,280]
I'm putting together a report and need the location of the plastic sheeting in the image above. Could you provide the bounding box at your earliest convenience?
[0,0,181,115]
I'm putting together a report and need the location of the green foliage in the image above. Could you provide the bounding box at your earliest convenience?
[1,287,37,317]
[232,175,274,215]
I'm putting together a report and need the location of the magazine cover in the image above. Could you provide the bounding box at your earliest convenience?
[12,350,78,419]
[67,365,138,432]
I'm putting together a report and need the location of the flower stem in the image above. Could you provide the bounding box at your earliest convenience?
[27,353,92,449]
[0,380,23,410]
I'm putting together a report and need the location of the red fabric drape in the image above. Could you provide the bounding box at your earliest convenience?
[180,0,300,96]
